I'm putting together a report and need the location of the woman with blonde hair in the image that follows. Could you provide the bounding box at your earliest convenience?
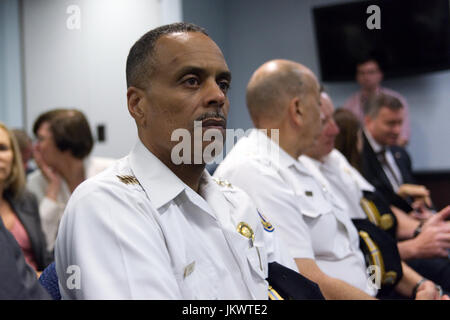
[0,122,51,272]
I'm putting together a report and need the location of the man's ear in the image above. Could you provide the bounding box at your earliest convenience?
[127,87,147,127]
[289,96,303,127]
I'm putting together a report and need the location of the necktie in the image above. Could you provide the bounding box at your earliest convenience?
[377,148,401,188]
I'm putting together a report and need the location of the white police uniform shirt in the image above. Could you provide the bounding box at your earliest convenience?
[214,129,374,295]
[55,139,295,299]
[301,149,376,220]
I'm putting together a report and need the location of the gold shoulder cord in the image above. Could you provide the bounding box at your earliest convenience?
[360,197,394,231]
[358,231,397,285]
[360,198,381,226]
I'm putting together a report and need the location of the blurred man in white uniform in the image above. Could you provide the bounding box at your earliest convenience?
[215,59,379,299]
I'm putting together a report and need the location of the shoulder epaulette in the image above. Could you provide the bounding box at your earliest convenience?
[116,175,140,185]
[213,177,233,188]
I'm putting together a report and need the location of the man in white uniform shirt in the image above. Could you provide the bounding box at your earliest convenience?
[299,92,447,300]
[215,59,379,299]
[55,23,301,299]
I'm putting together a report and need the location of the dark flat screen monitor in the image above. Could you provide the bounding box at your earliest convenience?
[313,0,450,81]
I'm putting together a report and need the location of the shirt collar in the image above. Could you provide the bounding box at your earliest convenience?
[248,128,297,169]
[326,149,376,192]
[359,86,382,100]
[129,139,187,209]
[298,155,330,187]
[364,128,384,154]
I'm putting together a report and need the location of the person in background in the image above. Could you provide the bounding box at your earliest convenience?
[215,59,380,299]
[27,109,115,252]
[0,122,52,274]
[11,129,35,176]
[333,108,450,294]
[361,94,434,219]
[300,92,448,299]
[0,217,50,299]
[215,59,444,300]
[343,58,410,146]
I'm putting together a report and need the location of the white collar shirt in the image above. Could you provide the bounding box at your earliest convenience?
[300,150,376,220]
[215,130,374,295]
[364,129,403,191]
[56,139,288,299]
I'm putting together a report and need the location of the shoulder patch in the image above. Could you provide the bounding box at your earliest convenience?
[257,210,274,232]
[116,175,139,185]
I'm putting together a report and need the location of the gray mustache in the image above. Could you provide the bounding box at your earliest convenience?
[195,112,226,123]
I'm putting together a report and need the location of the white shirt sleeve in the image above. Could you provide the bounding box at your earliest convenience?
[218,160,315,261]
[260,223,299,272]
[55,183,182,299]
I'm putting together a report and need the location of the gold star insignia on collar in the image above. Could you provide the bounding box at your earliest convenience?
[116,175,139,185]
[213,177,232,188]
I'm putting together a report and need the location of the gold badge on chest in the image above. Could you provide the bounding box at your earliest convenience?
[236,221,255,242]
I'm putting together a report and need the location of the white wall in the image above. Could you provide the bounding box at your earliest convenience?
[0,0,23,128]
[22,0,181,159]
[184,0,450,171]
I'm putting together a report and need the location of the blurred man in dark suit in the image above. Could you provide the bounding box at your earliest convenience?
[362,93,432,216]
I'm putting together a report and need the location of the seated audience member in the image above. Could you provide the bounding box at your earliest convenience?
[299,92,448,299]
[27,109,115,252]
[333,108,450,293]
[11,129,35,176]
[361,93,435,219]
[0,218,50,299]
[55,23,321,300]
[0,122,52,273]
[215,59,380,299]
[343,58,410,146]
[215,59,443,300]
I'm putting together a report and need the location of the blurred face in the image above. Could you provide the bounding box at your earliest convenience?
[35,121,63,167]
[365,106,404,146]
[306,93,340,160]
[131,32,231,164]
[356,60,383,91]
[0,128,13,186]
[297,74,322,153]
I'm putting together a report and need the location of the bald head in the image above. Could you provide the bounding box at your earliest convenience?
[246,59,318,127]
